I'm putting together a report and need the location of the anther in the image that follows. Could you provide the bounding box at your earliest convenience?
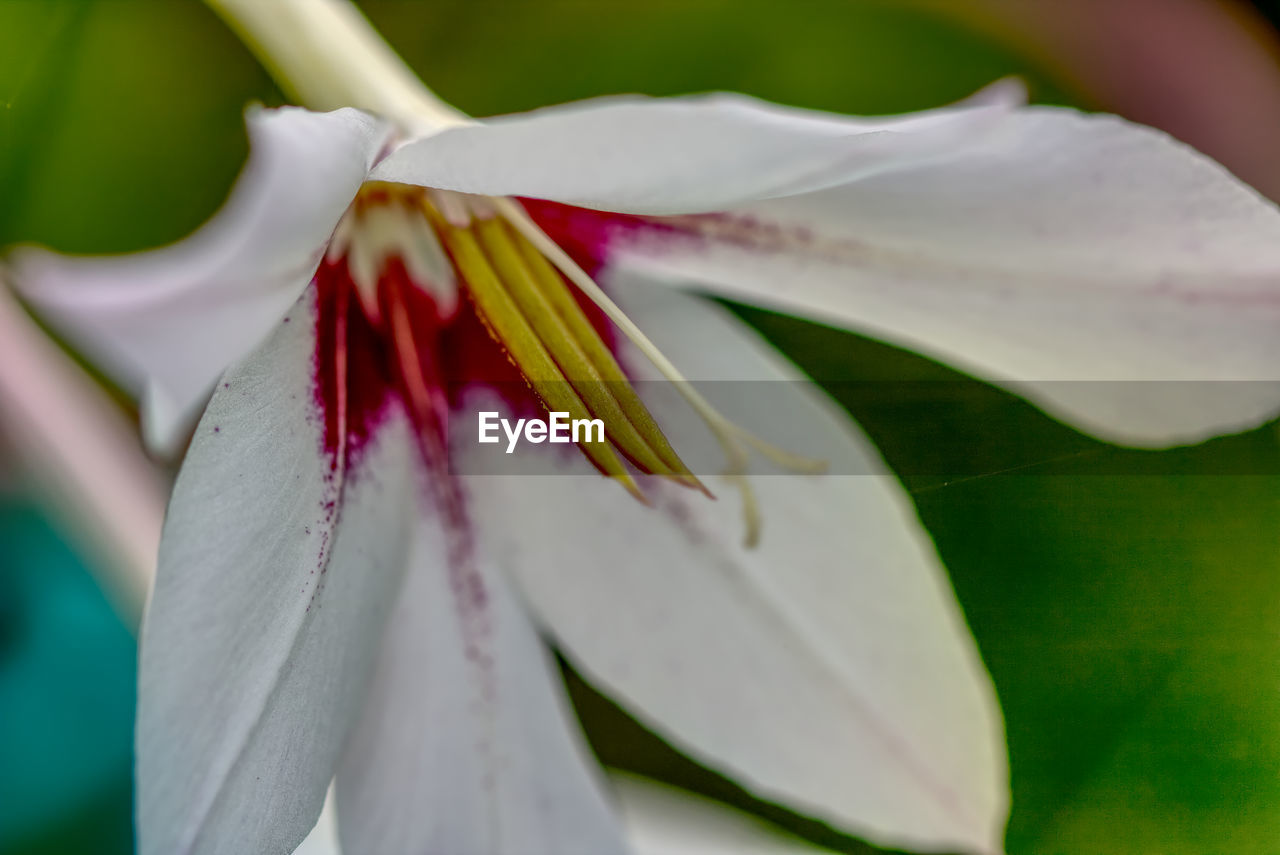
[420,199,648,503]
[494,197,828,546]
[471,215,705,491]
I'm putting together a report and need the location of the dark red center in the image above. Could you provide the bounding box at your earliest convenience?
[311,199,627,479]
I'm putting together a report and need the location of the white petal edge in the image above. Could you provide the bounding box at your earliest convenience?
[8,106,387,454]
[294,789,339,855]
[137,290,416,855]
[460,283,1008,854]
[295,774,831,855]
[616,774,826,855]
[594,107,1280,445]
[370,86,1022,215]
[334,493,627,855]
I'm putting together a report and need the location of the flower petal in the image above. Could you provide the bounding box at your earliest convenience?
[297,774,834,855]
[8,106,387,454]
[587,108,1280,445]
[294,789,339,855]
[334,506,627,855]
[369,88,1020,215]
[460,284,1007,854]
[615,774,825,855]
[137,291,416,855]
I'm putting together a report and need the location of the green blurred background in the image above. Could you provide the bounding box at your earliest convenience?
[2,1,1280,853]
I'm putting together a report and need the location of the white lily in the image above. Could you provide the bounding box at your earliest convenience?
[11,1,1280,855]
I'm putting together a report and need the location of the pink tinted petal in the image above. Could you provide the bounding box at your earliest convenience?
[10,106,387,453]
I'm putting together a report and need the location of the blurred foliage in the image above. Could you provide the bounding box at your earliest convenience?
[1,1,1277,853]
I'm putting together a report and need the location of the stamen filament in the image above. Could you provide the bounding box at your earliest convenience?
[382,263,450,472]
[729,424,830,475]
[495,197,828,545]
[471,212,704,491]
[506,217,708,494]
[422,202,647,503]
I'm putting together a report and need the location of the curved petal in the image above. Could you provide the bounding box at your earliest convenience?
[586,108,1280,445]
[334,499,627,855]
[8,106,387,454]
[297,774,836,855]
[370,87,1021,215]
[137,291,416,855]
[615,774,824,855]
[294,789,339,855]
[460,285,1007,854]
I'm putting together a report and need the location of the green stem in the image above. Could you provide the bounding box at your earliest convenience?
[204,0,469,133]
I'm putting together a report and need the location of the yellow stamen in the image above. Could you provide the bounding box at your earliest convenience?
[494,197,829,546]
[471,212,705,492]
[422,202,647,503]
[506,217,708,494]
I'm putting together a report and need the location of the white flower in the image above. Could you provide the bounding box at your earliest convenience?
[10,99,1010,855]
[11,3,1280,855]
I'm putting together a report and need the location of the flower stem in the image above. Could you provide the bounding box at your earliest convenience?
[204,0,469,133]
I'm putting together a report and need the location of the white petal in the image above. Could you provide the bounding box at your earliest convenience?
[614,774,824,855]
[8,106,387,454]
[334,504,627,855]
[596,108,1280,445]
[299,773,835,855]
[370,89,1020,214]
[460,285,1007,854]
[137,291,417,855]
[294,789,340,855]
